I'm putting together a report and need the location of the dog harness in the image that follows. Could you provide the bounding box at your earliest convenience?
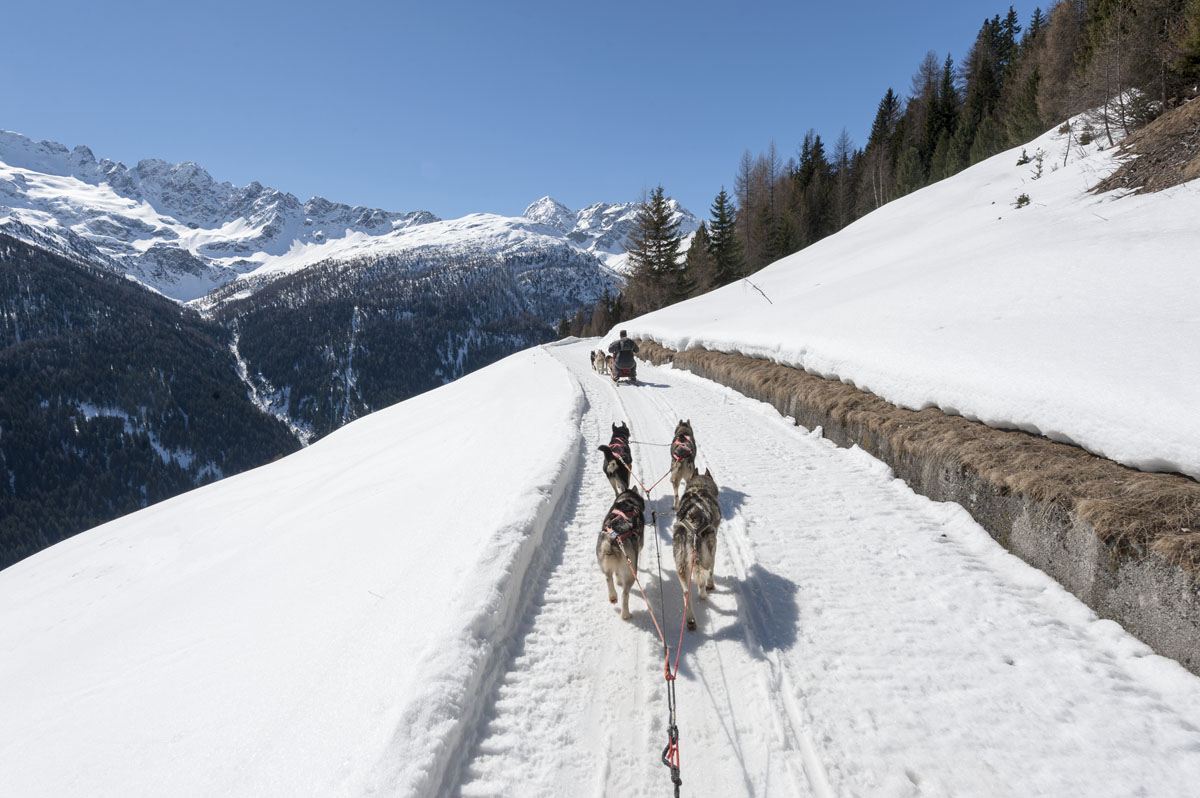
[605,505,641,543]
[671,433,695,462]
[608,437,631,467]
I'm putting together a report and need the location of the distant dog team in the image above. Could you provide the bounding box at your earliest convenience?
[590,349,609,375]
[594,418,721,630]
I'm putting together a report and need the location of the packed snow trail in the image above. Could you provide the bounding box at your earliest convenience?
[456,340,1200,797]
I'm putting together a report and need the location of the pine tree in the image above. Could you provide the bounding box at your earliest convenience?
[861,88,902,211]
[707,188,745,287]
[969,115,1005,164]
[1176,0,1200,84]
[681,223,715,296]
[832,129,859,230]
[1025,7,1046,45]
[928,131,954,181]
[1005,65,1044,145]
[937,53,960,130]
[894,145,925,196]
[625,186,683,313]
[999,6,1022,74]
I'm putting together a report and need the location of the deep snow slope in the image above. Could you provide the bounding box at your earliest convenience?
[0,348,581,797]
[624,118,1200,480]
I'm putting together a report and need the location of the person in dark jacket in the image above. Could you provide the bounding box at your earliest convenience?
[608,330,639,378]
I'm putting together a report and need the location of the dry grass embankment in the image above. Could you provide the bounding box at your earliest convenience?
[638,340,1200,571]
[1093,97,1200,194]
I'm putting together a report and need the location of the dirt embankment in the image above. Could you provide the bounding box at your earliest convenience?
[638,339,1200,674]
[1093,98,1200,194]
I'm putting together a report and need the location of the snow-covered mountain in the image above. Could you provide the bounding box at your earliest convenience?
[0,131,437,299]
[523,194,701,273]
[0,131,696,301]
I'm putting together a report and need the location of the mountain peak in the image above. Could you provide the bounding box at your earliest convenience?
[523,196,575,233]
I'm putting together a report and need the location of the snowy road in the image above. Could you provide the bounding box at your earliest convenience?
[455,339,1200,797]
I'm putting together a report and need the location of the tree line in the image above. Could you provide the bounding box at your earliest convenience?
[562,0,1200,336]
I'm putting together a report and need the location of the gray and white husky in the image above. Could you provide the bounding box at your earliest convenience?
[672,469,720,631]
[596,487,645,620]
[597,422,632,495]
[669,419,698,510]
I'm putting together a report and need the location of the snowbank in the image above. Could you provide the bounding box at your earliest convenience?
[623,120,1200,479]
[0,347,582,796]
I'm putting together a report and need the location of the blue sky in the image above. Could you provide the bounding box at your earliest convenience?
[2,0,1043,219]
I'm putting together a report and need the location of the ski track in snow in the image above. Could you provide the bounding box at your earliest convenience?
[454,340,1200,798]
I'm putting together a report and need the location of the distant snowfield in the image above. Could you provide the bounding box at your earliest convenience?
[0,348,582,797]
[624,119,1200,479]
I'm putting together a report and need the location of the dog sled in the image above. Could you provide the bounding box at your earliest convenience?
[610,361,637,384]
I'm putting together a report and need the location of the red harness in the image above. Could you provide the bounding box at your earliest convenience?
[605,506,640,542]
[608,437,631,467]
[671,433,695,462]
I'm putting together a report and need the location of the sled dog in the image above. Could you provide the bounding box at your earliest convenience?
[597,487,646,620]
[597,422,632,495]
[669,419,698,510]
[672,469,721,631]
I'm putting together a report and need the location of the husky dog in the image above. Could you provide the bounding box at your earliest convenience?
[597,422,633,495]
[597,487,646,620]
[669,419,698,510]
[673,469,720,630]
[591,350,608,374]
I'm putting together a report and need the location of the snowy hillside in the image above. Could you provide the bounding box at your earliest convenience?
[0,349,582,796]
[0,131,696,301]
[624,116,1200,480]
[5,339,1200,796]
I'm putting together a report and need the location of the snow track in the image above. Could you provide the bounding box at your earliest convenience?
[455,340,1200,797]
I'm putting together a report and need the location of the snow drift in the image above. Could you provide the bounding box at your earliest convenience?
[623,117,1200,480]
[0,347,581,796]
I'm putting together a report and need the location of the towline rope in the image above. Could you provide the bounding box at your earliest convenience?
[614,456,673,497]
[616,508,688,796]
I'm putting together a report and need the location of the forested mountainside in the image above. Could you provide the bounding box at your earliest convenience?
[0,234,299,569]
[565,0,1200,333]
[213,243,615,440]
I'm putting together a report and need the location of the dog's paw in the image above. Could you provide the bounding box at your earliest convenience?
[686,618,697,631]
[608,595,617,604]
[621,610,632,620]
[706,579,715,591]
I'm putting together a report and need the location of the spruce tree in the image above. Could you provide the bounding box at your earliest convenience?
[928,131,954,181]
[707,188,744,287]
[1177,0,1200,82]
[681,223,715,296]
[626,185,684,312]
[894,146,925,196]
